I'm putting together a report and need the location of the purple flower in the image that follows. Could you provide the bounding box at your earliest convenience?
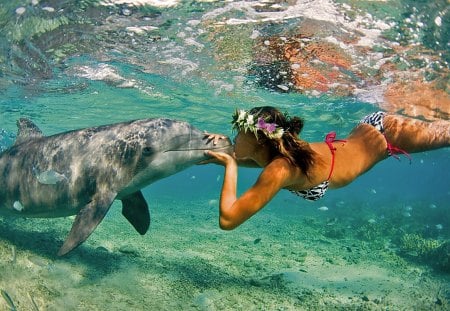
[256,117,277,133]
[265,123,276,133]
[256,117,266,129]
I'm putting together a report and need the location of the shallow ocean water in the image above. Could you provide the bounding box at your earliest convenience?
[0,0,449,310]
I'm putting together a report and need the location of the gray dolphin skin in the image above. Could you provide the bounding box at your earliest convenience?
[0,118,232,256]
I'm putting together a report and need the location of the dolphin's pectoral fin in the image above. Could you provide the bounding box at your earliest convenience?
[57,191,116,256]
[121,191,150,235]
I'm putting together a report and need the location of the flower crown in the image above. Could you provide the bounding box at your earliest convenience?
[231,109,284,139]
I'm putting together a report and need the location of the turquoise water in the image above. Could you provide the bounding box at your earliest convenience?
[1,0,449,310]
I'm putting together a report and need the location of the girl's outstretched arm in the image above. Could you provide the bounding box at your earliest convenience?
[206,151,292,229]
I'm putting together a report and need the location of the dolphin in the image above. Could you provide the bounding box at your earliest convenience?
[0,118,231,255]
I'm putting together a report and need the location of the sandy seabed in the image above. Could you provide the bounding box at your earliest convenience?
[1,195,449,311]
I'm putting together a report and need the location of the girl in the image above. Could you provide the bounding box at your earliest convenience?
[206,106,450,230]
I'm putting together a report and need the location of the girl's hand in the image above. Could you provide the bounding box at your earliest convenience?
[203,132,228,146]
[202,150,236,166]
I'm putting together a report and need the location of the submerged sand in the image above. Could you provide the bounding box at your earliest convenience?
[1,195,449,310]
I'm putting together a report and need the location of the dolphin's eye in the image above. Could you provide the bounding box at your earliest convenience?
[142,147,154,156]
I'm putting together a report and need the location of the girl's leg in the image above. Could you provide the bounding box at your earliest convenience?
[383,115,450,153]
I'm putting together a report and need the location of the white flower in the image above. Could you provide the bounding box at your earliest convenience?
[237,110,247,123]
[246,114,254,126]
[271,128,284,139]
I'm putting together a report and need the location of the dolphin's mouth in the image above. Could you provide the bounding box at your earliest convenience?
[164,144,232,152]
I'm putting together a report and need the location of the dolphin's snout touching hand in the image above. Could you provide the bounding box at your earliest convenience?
[202,132,233,155]
[203,132,228,146]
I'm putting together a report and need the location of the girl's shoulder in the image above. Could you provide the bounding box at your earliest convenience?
[262,156,307,188]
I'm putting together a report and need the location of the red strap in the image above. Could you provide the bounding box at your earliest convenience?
[325,132,347,180]
[385,137,412,164]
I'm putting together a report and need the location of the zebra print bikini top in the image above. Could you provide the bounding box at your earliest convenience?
[290,132,345,201]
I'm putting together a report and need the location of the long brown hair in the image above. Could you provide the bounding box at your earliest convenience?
[247,106,316,176]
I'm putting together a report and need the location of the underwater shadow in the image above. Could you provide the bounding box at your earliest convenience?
[0,217,126,276]
[0,218,66,257]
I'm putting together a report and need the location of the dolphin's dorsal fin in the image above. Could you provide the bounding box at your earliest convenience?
[15,118,44,145]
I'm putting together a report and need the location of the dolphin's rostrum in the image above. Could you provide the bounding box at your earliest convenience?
[0,118,231,255]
